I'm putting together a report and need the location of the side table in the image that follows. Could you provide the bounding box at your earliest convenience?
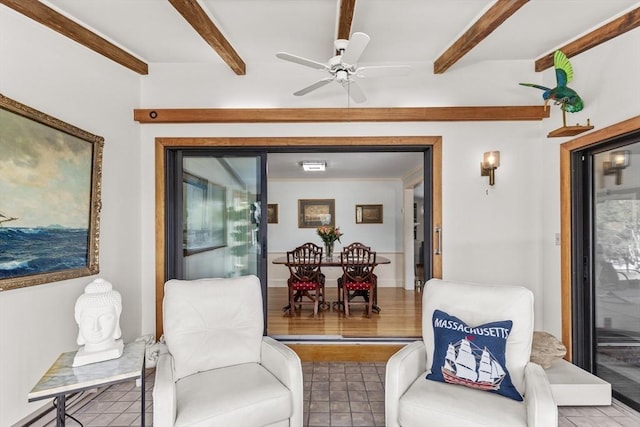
[29,340,146,427]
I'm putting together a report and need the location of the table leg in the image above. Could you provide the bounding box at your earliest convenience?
[55,395,66,427]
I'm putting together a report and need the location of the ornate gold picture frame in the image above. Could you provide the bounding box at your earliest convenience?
[0,94,103,291]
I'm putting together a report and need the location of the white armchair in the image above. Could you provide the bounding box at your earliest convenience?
[385,279,557,427]
[153,275,303,427]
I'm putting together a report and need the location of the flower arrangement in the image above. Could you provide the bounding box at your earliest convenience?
[316,225,343,244]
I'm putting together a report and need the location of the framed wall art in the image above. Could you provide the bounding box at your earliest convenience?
[298,199,335,228]
[355,204,383,224]
[267,204,278,224]
[0,94,103,291]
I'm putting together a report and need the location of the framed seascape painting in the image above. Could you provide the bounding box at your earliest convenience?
[0,94,103,291]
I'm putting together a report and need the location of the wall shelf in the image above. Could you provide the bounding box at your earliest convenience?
[548,125,594,138]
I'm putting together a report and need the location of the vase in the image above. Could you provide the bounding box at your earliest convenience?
[324,242,334,259]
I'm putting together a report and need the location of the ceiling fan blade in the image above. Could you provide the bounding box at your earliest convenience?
[356,65,412,78]
[276,52,328,70]
[294,77,335,96]
[340,32,370,65]
[342,80,367,103]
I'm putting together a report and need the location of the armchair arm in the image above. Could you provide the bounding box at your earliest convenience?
[261,337,304,427]
[524,362,557,427]
[152,347,177,427]
[385,341,426,427]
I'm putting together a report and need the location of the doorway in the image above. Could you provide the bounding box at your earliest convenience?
[571,131,640,411]
[154,136,442,339]
[265,151,428,339]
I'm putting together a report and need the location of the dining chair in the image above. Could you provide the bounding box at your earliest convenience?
[334,242,372,311]
[286,243,324,317]
[340,245,377,317]
[299,242,327,308]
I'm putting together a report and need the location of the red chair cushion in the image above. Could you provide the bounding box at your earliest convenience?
[344,281,371,291]
[291,281,319,291]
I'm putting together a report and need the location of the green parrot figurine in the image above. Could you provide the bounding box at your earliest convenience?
[520,50,584,112]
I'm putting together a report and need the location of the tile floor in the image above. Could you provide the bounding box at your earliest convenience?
[38,362,640,427]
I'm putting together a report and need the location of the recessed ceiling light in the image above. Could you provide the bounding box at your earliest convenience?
[300,161,326,172]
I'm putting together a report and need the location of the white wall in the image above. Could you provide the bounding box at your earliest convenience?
[0,10,142,426]
[537,29,640,337]
[267,179,403,252]
[2,4,639,424]
[137,105,549,335]
[266,178,404,287]
[138,28,640,342]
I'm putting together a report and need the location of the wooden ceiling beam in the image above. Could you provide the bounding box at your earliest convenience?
[133,106,549,123]
[168,0,245,75]
[0,0,148,75]
[535,7,640,72]
[434,0,529,74]
[337,0,357,40]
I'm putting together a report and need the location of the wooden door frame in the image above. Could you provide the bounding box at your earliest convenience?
[154,136,442,337]
[560,115,640,360]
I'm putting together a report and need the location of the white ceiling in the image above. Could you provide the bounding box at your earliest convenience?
[267,152,423,180]
[44,0,637,69]
[28,1,639,181]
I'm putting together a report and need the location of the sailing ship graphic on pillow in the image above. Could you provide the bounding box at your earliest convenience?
[427,310,522,400]
[442,337,506,391]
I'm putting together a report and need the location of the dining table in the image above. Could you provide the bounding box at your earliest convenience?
[272,254,391,313]
[272,254,390,267]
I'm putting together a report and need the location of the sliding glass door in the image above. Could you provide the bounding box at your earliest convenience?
[165,149,267,289]
[160,141,438,341]
[574,135,640,411]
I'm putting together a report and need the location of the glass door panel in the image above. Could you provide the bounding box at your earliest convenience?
[593,142,640,408]
[181,155,263,280]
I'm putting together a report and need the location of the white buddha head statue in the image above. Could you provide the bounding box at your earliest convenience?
[74,278,122,352]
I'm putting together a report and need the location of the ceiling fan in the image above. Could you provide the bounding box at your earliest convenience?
[276,32,411,103]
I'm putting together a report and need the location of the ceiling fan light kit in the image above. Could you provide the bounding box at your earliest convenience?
[276,32,411,104]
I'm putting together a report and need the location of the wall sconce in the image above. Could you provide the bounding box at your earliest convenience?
[603,150,630,185]
[480,151,500,186]
[299,160,326,172]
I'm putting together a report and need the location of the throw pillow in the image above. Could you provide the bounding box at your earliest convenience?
[426,309,523,401]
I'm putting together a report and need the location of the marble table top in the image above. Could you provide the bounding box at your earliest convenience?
[29,340,145,401]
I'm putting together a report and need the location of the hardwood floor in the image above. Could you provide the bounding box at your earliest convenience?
[267,287,422,339]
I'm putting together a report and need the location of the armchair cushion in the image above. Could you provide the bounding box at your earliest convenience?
[426,309,522,401]
[174,362,292,427]
[400,373,527,427]
[163,276,263,381]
